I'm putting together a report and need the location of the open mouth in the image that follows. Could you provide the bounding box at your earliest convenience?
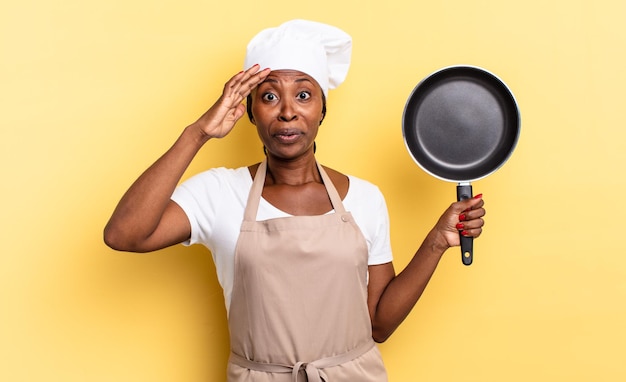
[273,129,302,143]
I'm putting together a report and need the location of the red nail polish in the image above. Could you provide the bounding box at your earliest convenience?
[473,193,483,199]
[459,213,466,221]
[456,223,464,230]
[461,230,469,236]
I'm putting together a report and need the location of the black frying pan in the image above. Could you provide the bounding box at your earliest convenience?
[402,65,520,265]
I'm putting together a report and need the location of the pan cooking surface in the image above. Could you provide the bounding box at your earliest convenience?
[403,66,520,182]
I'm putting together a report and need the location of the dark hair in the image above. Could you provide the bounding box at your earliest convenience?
[246,93,327,125]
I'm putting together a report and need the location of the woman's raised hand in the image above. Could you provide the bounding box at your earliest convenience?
[193,64,270,139]
[433,195,486,250]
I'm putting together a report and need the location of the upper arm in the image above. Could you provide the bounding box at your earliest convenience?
[135,200,191,252]
[367,262,396,322]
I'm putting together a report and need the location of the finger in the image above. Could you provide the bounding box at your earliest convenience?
[458,207,485,224]
[224,73,249,99]
[460,227,483,238]
[464,194,484,209]
[243,63,262,76]
[241,66,270,94]
[235,64,266,87]
[458,216,484,230]
[457,195,484,215]
[458,214,484,232]
[225,66,269,103]
[224,65,259,94]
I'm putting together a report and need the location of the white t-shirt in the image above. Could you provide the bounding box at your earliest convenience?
[171,166,393,312]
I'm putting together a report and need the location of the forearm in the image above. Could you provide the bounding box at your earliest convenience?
[104,66,270,251]
[371,229,449,342]
[103,124,209,250]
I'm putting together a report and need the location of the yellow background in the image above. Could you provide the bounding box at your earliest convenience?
[2,0,625,380]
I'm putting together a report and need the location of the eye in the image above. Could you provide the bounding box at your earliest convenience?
[297,91,311,100]
[262,92,278,102]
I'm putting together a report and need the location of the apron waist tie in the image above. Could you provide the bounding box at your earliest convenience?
[229,339,375,382]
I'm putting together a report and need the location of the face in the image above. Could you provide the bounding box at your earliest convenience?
[249,70,325,159]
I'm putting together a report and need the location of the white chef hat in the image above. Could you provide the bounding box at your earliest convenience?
[243,19,352,97]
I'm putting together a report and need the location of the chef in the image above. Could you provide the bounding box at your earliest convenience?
[104,19,486,381]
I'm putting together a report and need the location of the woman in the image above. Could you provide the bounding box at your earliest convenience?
[104,20,485,382]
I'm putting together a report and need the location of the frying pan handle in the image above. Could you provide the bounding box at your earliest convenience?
[456,184,473,266]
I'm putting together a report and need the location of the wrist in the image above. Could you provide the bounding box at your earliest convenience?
[184,122,212,146]
[425,229,450,255]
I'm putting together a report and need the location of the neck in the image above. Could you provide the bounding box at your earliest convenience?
[265,154,321,186]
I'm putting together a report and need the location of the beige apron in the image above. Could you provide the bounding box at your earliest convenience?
[227,159,388,382]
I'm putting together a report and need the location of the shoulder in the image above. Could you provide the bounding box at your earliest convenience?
[173,166,253,207]
[179,166,252,189]
[346,175,385,201]
[171,165,253,227]
[318,164,385,202]
[320,165,350,199]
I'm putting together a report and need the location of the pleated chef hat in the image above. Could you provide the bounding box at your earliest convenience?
[244,19,352,97]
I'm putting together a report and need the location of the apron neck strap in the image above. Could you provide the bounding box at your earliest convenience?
[244,159,346,221]
[315,161,346,214]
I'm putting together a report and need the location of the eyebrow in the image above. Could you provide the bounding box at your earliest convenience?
[260,77,313,85]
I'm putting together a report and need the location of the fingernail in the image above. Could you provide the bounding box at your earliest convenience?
[456,223,464,230]
[473,193,483,199]
[459,213,466,221]
[461,230,469,236]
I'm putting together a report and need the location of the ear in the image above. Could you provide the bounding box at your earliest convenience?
[319,93,327,125]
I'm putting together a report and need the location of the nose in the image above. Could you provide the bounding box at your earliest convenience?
[278,99,297,122]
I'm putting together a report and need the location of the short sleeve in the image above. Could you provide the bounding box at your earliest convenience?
[171,170,225,246]
[344,176,393,266]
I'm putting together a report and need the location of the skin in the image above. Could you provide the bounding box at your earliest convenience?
[104,65,486,343]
